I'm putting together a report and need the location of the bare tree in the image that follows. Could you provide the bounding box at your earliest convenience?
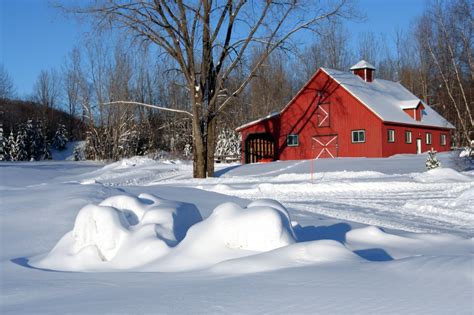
[248,49,293,120]
[416,0,473,145]
[63,48,83,137]
[33,69,61,110]
[67,0,354,177]
[0,64,15,99]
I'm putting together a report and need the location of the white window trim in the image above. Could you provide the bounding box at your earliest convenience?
[440,134,446,146]
[352,130,366,143]
[405,131,412,144]
[287,134,299,147]
[426,133,432,145]
[388,129,395,143]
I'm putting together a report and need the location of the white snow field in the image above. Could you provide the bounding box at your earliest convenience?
[1,152,473,314]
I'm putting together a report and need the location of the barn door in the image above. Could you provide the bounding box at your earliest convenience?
[312,134,338,159]
[245,133,275,163]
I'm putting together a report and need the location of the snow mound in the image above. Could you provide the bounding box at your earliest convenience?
[186,200,295,252]
[29,194,202,271]
[149,200,298,272]
[29,197,301,272]
[104,156,158,170]
[411,168,471,183]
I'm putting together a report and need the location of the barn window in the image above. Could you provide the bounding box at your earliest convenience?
[387,129,395,143]
[287,134,299,146]
[351,130,365,143]
[426,133,432,145]
[405,131,412,143]
[440,134,446,146]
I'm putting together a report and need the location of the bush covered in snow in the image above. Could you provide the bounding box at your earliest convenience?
[215,128,241,160]
[426,148,441,170]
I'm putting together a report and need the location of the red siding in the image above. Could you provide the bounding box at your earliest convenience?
[352,69,374,82]
[381,124,451,156]
[277,70,383,160]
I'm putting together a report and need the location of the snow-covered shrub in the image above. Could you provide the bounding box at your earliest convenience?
[215,128,241,161]
[426,148,441,170]
[459,140,474,158]
[183,143,192,158]
[73,142,85,161]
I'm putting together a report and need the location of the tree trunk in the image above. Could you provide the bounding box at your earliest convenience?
[192,97,207,178]
[206,116,216,177]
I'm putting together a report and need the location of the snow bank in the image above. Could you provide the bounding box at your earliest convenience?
[29,193,202,271]
[29,197,299,272]
[411,168,471,183]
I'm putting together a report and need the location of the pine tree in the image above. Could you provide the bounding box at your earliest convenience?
[25,119,35,160]
[7,131,17,161]
[15,125,29,161]
[52,123,68,151]
[0,123,6,161]
[73,143,84,161]
[426,148,441,170]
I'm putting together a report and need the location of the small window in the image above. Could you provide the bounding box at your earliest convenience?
[352,130,365,143]
[440,134,446,146]
[426,133,432,145]
[405,131,412,144]
[287,134,299,146]
[387,129,395,143]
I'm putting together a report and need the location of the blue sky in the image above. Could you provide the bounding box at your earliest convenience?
[1,0,426,98]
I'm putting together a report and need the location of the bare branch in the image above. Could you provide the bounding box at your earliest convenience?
[105,101,193,117]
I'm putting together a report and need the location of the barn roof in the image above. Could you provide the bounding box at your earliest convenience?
[235,112,280,131]
[236,67,455,132]
[321,68,455,129]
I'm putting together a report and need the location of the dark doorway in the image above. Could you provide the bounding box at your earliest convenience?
[245,133,276,163]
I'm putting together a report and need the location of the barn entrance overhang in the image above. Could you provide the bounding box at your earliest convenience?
[244,133,276,164]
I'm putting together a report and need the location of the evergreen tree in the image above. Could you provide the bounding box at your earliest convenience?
[52,123,68,151]
[7,131,17,161]
[25,119,35,160]
[426,148,441,170]
[73,143,84,161]
[15,125,29,161]
[0,123,6,161]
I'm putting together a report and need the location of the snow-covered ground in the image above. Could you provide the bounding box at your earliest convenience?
[1,152,473,314]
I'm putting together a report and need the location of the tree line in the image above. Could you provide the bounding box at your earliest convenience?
[0,0,471,176]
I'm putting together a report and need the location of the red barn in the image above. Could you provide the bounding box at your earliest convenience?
[236,60,454,164]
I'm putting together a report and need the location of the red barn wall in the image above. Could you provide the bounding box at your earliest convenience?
[381,124,451,157]
[277,70,383,160]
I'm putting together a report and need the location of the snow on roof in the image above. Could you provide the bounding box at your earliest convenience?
[321,68,455,129]
[350,60,376,70]
[399,100,422,109]
[236,111,280,131]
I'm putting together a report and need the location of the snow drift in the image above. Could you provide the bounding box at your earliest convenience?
[29,193,203,271]
[30,195,306,272]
